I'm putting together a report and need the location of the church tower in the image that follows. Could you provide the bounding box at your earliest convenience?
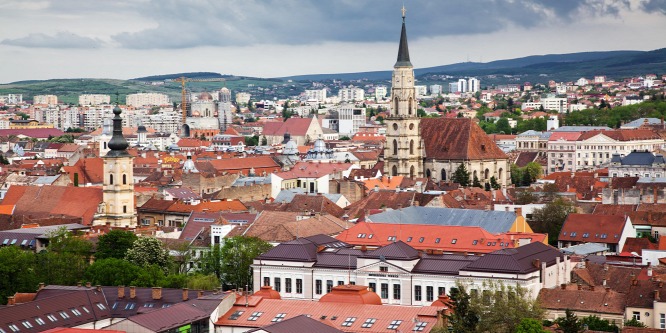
[94,105,137,227]
[384,9,423,179]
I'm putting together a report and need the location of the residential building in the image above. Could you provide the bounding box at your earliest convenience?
[78,94,111,106]
[542,97,567,113]
[270,161,357,197]
[262,117,325,146]
[547,132,580,173]
[236,92,251,105]
[33,95,58,105]
[252,235,571,305]
[415,85,428,97]
[126,93,170,107]
[609,151,666,178]
[338,87,364,102]
[429,84,442,95]
[305,89,327,102]
[575,129,663,170]
[558,213,636,253]
[457,79,468,93]
[374,86,387,100]
[468,77,480,93]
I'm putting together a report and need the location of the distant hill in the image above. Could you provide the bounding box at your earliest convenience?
[279,49,661,82]
[131,72,230,82]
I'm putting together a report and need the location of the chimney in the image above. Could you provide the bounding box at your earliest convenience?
[585,259,590,267]
[561,284,566,290]
[130,286,136,298]
[96,285,101,292]
[152,287,162,300]
[77,282,82,287]
[590,285,595,291]
[606,287,611,293]
[532,259,540,268]
[198,290,205,298]
[649,267,653,277]
[183,288,189,301]
[118,286,125,298]
[86,282,91,288]
[38,283,44,291]
[7,296,15,306]
[656,290,660,301]
[515,207,523,217]
[577,284,582,290]
[361,245,367,252]
[660,281,664,288]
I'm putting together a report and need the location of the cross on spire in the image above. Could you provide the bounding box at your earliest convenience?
[402,4,406,19]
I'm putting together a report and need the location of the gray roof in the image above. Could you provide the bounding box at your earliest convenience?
[463,242,565,274]
[258,235,350,262]
[517,130,541,137]
[359,241,420,260]
[552,126,612,132]
[33,175,62,184]
[619,150,664,166]
[232,176,271,187]
[560,242,609,255]
[274,188,342,204]
[539,132,553,140]
[247,315,344,333]
[620,118,661,129]
[366,206,518,233]
[636,177,666,184]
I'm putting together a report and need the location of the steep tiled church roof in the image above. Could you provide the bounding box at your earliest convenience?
[420,118,507,160]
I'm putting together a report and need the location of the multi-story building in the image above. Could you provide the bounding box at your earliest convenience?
[448,82,458,93]
[516,130,550,154]
[547,132,580,173]
[338,87,364,102]
[414,85,428,97]
[33,95,58,105]
[429,84,442,95]
[126,93,170,107]
[0,94,23,104]
[542,96,568,113]
[305,89,327,102]
[253,235,571,305]
[337,105,365,136]
[374,86,387,100]
[468,77,481,92]
[78,94,111,106]
[457,79,468,93]
[235,92,251,105]
[609,151,666,178]
[575,129,663,170]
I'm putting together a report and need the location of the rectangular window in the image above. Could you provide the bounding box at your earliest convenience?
[388,320,403,330]
[633,312,640,321]
[214,236,220,244]
[438,287,445,297]
[34,318,45,326]
[247,312,263,321]
[369,282,376,293]
[362,318,377,328]
[274,277,281,292]
[315,280,322,294]
[381,283,389,299]
[342,317,357,327]
[380,266,388,272]
[21,321,32,329]
[413,321,428,331]
[59,311,70,319]
[296,279,303,294]
[337,280,344,286]
[393,284,401,300]
[414,286,422,301]
[263,277,270,286]
[272,313,286,322]
[228,311,244,320]
[285,278,292,293]
[326,280,333,293]
[426,286,434,302]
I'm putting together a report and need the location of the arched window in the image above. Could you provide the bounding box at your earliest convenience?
[393,139,398,155]
[426,169,431,178]
[441,169,447,181]
[408,98,413,115]
[473,170,478,179]
[393,123,398,131]
[485,168,490,180]
[410,165,415,179]
[498,168,503,181]
[109,174,114,185]
[409,140,414,155]
[123,174,127,185]
[392,165,398,176]
[394,97,399,116]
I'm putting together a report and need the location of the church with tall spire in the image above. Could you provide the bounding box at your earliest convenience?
[384,8,424,179]
[383,8,511,187]
[94,105,137,227]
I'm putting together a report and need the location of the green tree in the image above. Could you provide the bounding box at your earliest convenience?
[524,162,543,183]
[199,244,224,279]
[125,237,172,274]
[339,136,351,140]
[624,318,646,327]
[514,190,538,205]
[187,274,220,290]
[555,309,584,333]
[531,198,576,246]
[470,281,545,333]
[515,318,547,333]
[472,174,482,188]
[376,115,384,124]
[36,227,93,285]
[485,182,491,191]
[95,230,138,259]
[511,164,523,186]
[0,246,39,305]
[496,118,512,134]
[579,315,619,332]
[261,136,268,145]
[452,164,470,187]
[490,176,501,190]
[85,258,142,286]
[219,236,272,290]
[447,285,479,332]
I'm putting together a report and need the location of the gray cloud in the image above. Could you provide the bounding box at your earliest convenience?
[2,32,102,48]
[641,0,666,13]
[108,0,645,49]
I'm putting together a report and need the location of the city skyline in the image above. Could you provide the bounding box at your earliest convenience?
[1,0,666,83]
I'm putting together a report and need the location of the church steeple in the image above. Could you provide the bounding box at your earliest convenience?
[106,105,131,157]
[395,7,412,68]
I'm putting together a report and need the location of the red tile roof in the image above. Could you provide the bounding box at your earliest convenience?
[261,118,314,136]
[420,118,507,160]
[559,214,627,244]
[318,285,382,305]
[2,185,103,225]
[0,128,65,138]
[209,156,280,171]
[274,162,352,180]
[577,129,661,141]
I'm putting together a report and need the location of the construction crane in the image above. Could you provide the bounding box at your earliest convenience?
[164,76,226,126]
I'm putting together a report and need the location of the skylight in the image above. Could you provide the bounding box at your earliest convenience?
[2,239,8,244]
[361,318,377,328]
[582,233,590,238]
[7,324,19,332]
[21,321,32,329]
[229,311,244,320]
[368,234,373,239]
[46,314,57,322]
[570,232,577,237]
[95,303,107,310]
[71,308,82,316]
[472,240,478,245]
[388,320,403,330]
[20,240,27,246]
[407,237,412,242]
[59,311,70,319]
[357,233,366,238]
[34,318,45,326]
[124,303,135,310]
[10,239,17,245]
[272,313,286,322]
[451,239,456,244]
[600,234,608,239]
[419,237,424,243]
[413,321,428,331]
[342,317,357,327]
[247,312,263,321]
[388,236,396,241]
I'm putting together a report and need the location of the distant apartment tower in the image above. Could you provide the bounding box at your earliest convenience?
[457,79,468,93]
[338,87,364,102]
[448,82,459,93]
[414,85,428,97]
[468,77,480,93]
[337,104,365,136]
[429,85,442,95]
[305,89,327,102]
[542,97,568,113]
[375,86,388,100]
[0,94,23,104]
[33,95,58,105]
[126,93,170,107]
[235,92,251,105]
[79,94,110,106]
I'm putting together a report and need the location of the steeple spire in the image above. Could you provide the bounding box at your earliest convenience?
[395,6,412,68]
[106,105,131,157]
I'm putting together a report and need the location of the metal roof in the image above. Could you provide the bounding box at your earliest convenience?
[560,242,610,255]
[620,118,662,129]
[552,126,612,132]
[366,207,517,234]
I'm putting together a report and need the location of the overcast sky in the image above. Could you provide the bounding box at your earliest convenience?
[1,0,665,83]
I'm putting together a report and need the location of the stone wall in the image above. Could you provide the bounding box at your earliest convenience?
[213,183,272,202]
[181,172,239,196]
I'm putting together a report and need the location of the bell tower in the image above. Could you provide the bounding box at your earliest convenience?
[94,105,137,227]
[384,8,423,179]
